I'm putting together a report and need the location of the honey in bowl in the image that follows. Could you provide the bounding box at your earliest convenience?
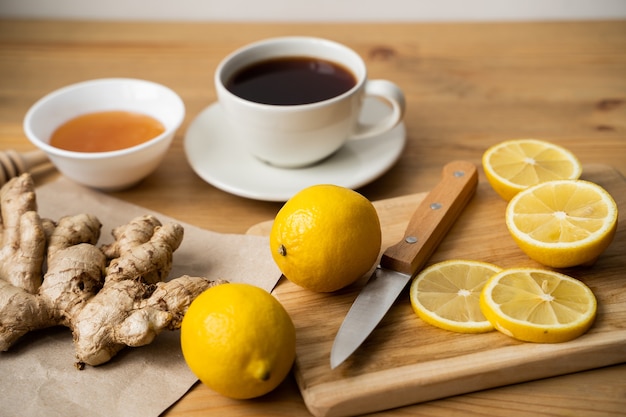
[49,110,166,153]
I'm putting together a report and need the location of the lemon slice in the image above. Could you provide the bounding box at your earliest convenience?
[480,268,597,343]
[410,260,502,333]
[482,139,582,201]
[506,179,618,268]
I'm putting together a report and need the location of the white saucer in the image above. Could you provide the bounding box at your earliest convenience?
[184,98,406,202]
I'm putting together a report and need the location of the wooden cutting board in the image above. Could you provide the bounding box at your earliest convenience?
[247,164,626,417]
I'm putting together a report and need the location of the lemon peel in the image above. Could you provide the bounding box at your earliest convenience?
[270,184,381,292]
[180,283,296,399]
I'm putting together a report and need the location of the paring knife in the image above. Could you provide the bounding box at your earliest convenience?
[330,160,478,369]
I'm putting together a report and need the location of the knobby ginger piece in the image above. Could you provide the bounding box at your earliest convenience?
[0,174,46,293]
[0,174,227,368]
[72,275,226,366]
[105,218,184,284]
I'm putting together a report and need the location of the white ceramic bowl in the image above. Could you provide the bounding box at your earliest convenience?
[23,78,185,191]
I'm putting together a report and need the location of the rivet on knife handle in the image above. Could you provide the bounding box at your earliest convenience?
[330,161,478,369]
[380,160,478,275]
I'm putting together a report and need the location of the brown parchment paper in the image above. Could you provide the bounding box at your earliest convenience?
[0,177,282,417]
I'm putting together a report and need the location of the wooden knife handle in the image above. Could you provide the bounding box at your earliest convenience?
[379,160,478,275]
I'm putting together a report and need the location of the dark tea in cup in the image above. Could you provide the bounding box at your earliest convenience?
[215,36,405,168]
[226,57,357,105]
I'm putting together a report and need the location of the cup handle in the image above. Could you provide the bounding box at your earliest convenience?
[350,79,406,140]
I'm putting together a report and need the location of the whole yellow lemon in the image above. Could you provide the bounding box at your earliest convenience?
[180,283,296,399]
[270,184,382,292]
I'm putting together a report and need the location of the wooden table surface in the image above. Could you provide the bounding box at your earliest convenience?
[1,19,625,416]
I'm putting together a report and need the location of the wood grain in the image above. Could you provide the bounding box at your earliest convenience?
[248,164,626,416]
[1,19,625,417]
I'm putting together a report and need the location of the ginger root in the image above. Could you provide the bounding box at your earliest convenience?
[0,173,226,367]
[0,174,46,293]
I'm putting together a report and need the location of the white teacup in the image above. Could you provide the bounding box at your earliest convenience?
[215,36,406,168]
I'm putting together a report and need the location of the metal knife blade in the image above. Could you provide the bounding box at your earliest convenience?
[330,160,478,369]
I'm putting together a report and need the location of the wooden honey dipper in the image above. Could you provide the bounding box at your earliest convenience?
[0,149,51,186]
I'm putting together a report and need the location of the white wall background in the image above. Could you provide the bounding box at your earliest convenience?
[1,0,626,22]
